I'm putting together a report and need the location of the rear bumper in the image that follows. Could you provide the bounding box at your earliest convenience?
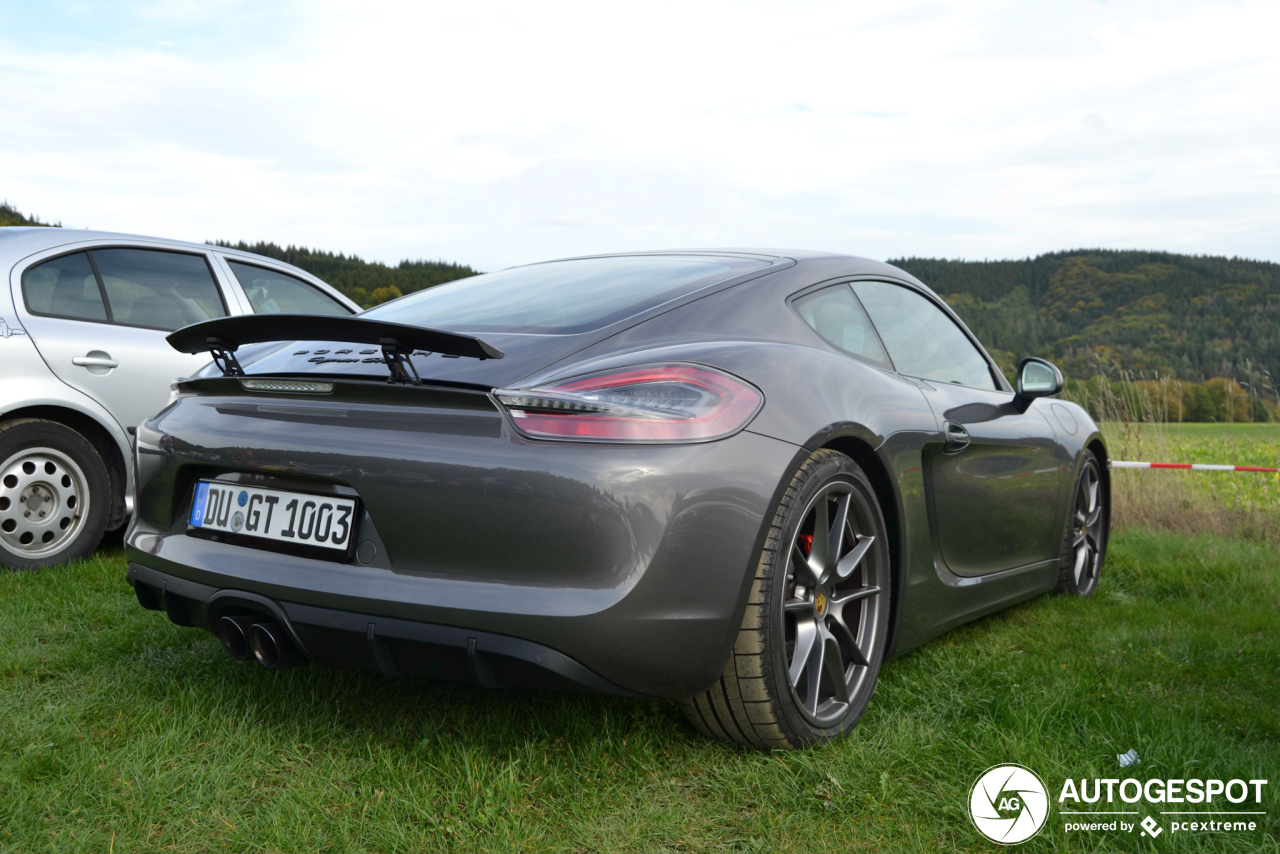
[128,562,642,696]
[125,424,802,699]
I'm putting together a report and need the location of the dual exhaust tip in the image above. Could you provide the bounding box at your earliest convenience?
[216,615,307,669]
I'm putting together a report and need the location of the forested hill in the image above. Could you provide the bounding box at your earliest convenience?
[213,241,479,309]
[892,251,1280,384]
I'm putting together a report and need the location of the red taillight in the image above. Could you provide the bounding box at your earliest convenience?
[494,364,763,443]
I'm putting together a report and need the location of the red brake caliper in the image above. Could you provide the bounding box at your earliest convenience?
[798,534,813,556]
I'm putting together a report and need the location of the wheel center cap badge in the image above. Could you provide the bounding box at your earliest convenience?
[814,591,827,616]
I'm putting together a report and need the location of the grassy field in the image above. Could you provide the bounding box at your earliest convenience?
[1159,423,1280,441]
[1,526,1277,853]
[1103,422,1280,542]
[2,422,1277,852]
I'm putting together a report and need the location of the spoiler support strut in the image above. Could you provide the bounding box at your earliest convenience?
[207,338,246,377]
[380,338,423,385]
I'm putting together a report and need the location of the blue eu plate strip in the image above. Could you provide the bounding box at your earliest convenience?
[190,482,210,527]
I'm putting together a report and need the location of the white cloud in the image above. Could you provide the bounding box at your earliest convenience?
[1,0,1277,268]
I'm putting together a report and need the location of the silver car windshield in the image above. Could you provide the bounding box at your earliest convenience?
[363,255,767,334]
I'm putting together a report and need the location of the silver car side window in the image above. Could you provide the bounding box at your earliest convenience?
[93,248,228,331]
[852,280,997,391]
[21,252,108,322]
[227,262,351,316]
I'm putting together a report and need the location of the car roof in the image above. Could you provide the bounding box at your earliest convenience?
[539,247,862,263]
[0,226,360,306]
[529,248,936,296]
[0,226,276,262]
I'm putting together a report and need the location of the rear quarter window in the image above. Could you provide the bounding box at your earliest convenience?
[793,284,891,368]
[21,252,108,322]
[227,261,351,316]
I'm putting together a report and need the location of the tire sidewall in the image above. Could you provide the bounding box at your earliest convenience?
[1060,450,1107,597]
[0,419,110,570]
[766,453,891,744]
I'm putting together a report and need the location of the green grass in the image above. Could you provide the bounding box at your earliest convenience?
[1160,423,1280,442]
[1156,422,1280,471]
[1101,421,1279,543]
[1158,423,1280,518]
[2,529,1277,853]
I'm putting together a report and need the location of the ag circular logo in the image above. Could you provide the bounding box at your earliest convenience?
[969,764,1049,845]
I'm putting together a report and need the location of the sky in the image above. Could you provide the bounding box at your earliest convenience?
[1,0,1278,271]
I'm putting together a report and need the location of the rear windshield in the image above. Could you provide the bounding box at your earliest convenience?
[362,255,768,334]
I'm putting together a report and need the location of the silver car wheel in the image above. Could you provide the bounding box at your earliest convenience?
[783,480,884,728]
[0,447,90,559]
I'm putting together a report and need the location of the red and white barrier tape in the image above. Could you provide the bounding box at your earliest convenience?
[1112,461,1279,473]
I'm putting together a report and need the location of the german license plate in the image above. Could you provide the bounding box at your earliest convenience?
[189,481,357,552]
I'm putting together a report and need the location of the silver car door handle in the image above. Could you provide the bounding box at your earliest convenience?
[72,355,119,369]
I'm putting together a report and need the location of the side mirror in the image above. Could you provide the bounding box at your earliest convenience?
[1013,357,1063,411]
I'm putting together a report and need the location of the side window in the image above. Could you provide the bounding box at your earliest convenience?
[852,281,997,390]
[93,248,227,331]
[793,285,891,368]
[227,262,351,316]
[21,252,108,322]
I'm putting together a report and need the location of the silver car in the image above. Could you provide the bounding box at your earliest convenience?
[0,228,359,569]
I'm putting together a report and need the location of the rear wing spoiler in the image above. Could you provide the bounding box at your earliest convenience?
[167,314,503,384]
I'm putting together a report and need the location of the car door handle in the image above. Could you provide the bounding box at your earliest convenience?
[944,420,970,451]
[72,354,119,369]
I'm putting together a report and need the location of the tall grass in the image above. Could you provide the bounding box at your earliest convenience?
[1062,374,1279,543]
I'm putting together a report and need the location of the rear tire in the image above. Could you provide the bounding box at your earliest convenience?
[682,449,892,749]
[0,418,110,571]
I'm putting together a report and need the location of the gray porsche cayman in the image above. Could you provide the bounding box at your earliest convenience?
[126,250,1109,749]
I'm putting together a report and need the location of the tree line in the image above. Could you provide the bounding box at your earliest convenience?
[0,201,58,227]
